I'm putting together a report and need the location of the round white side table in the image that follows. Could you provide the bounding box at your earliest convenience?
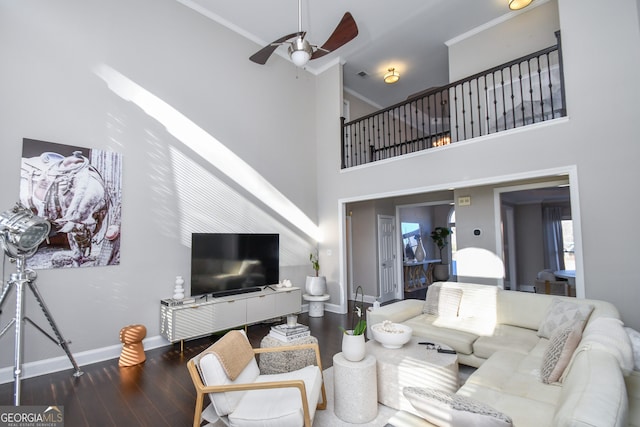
[302,294,330,317]
[333,352,377,423]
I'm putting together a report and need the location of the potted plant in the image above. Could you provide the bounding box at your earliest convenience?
[430,227,452,281]
[340,286,367,362]
[305,250,327,296]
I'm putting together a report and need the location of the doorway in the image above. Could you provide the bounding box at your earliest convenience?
[341,167,584,313]
[496,180,575,294]
[377,215,396,303]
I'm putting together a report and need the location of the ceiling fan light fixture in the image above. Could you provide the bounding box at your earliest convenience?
[508,0,532,10]
[384,68,400,84]
[288,37,312,67]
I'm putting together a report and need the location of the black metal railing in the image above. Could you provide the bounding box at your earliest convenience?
[341,31,566,169]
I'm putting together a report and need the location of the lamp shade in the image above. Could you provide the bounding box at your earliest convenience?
[289,37,312,67]
[0,204,50,258]
[509,0,532,10]
[384,68,400,84]
[290,50,311,67]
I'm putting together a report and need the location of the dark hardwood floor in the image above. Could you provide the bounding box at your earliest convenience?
[0,310,351,427]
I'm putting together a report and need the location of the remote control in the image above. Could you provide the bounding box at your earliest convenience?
[437,348,456,354]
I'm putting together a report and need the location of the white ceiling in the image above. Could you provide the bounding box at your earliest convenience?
[178,0,522,109]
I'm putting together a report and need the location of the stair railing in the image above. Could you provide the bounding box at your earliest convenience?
[341,31,565,169]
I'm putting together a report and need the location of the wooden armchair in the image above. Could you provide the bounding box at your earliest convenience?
[187,330,326,427]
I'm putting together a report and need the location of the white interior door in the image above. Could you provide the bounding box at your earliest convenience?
[377,215,397,303]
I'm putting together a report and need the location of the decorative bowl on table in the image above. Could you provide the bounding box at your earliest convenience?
[371,321,413,349]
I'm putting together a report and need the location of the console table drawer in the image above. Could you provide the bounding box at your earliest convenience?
[212,299,247,330]
[246,293,277,324]
[276,288,302,315]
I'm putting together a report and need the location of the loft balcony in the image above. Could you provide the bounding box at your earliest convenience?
[341,32,566,169]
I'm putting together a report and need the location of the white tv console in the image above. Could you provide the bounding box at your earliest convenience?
[160,287,301,343]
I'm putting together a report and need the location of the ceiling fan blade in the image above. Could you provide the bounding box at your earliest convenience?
[310,12,358,60]
[249,31,305,65]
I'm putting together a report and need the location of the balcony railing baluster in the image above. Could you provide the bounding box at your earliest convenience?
[342,33,565,169]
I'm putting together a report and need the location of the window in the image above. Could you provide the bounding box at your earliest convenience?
[561,219,575,270]
[448,208,457,276]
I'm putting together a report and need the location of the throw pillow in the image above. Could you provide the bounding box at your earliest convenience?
[423,285,440,315]
[624,327,640,371]
[537,299,593,339]
[540,321,583,384]
[403,387,512,427]
[424,286,463,318]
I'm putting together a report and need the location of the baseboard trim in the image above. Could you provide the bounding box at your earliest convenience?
[0,303,345,384]
[0,335,168,384]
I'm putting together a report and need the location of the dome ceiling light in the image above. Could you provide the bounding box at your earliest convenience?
[508,0,533,11]
[383,68,400,84]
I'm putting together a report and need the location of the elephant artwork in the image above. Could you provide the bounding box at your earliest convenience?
[19,138,122,269]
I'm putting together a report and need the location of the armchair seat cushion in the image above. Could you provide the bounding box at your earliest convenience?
[228,365,323,427]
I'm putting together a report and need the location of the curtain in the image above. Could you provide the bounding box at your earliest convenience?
[542,206,565,272]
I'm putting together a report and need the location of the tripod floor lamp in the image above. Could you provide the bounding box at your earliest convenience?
[0,203,83,405]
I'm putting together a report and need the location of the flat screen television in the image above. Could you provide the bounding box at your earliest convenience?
[190,233,279,297]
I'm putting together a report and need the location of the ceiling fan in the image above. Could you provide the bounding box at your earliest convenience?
[249,0,358,67]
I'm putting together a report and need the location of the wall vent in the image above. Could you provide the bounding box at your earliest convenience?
[357,71,368,78]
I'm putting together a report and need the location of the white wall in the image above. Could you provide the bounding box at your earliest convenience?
[2,0,640,380]
[515,203,545,287]
[317,0,640,330]
[344,92,379,121]
[448,0,560,82]
[0,0,320,373]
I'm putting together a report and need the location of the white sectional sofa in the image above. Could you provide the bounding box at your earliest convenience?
[366,281,639,427]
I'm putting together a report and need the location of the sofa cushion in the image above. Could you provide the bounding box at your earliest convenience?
[473,324,540,360]
[540,321,583,384]
[403,314,478,355]
[537,298,593,339]
[497,290,555,330]
[423,285,462,318]
[573,317,634,375]
[458,349,560,427]
[464,349,562,406]
[554,348,628,427]
[625,327,640,370]
[626,370,640,427]
[403,387,512,427]
[454,282,498,321]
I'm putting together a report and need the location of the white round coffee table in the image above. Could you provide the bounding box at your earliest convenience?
[365,335,458,415]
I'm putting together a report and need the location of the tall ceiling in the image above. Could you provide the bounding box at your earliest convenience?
[178,0,526,108]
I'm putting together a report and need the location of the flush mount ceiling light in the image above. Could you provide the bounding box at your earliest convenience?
[509,0,533,10]
[384,68,400,84]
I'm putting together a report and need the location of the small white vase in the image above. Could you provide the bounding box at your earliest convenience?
[342,332,366,362]
[305,276,327,296]
[173,275,185,299]
[414,240,426,262]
